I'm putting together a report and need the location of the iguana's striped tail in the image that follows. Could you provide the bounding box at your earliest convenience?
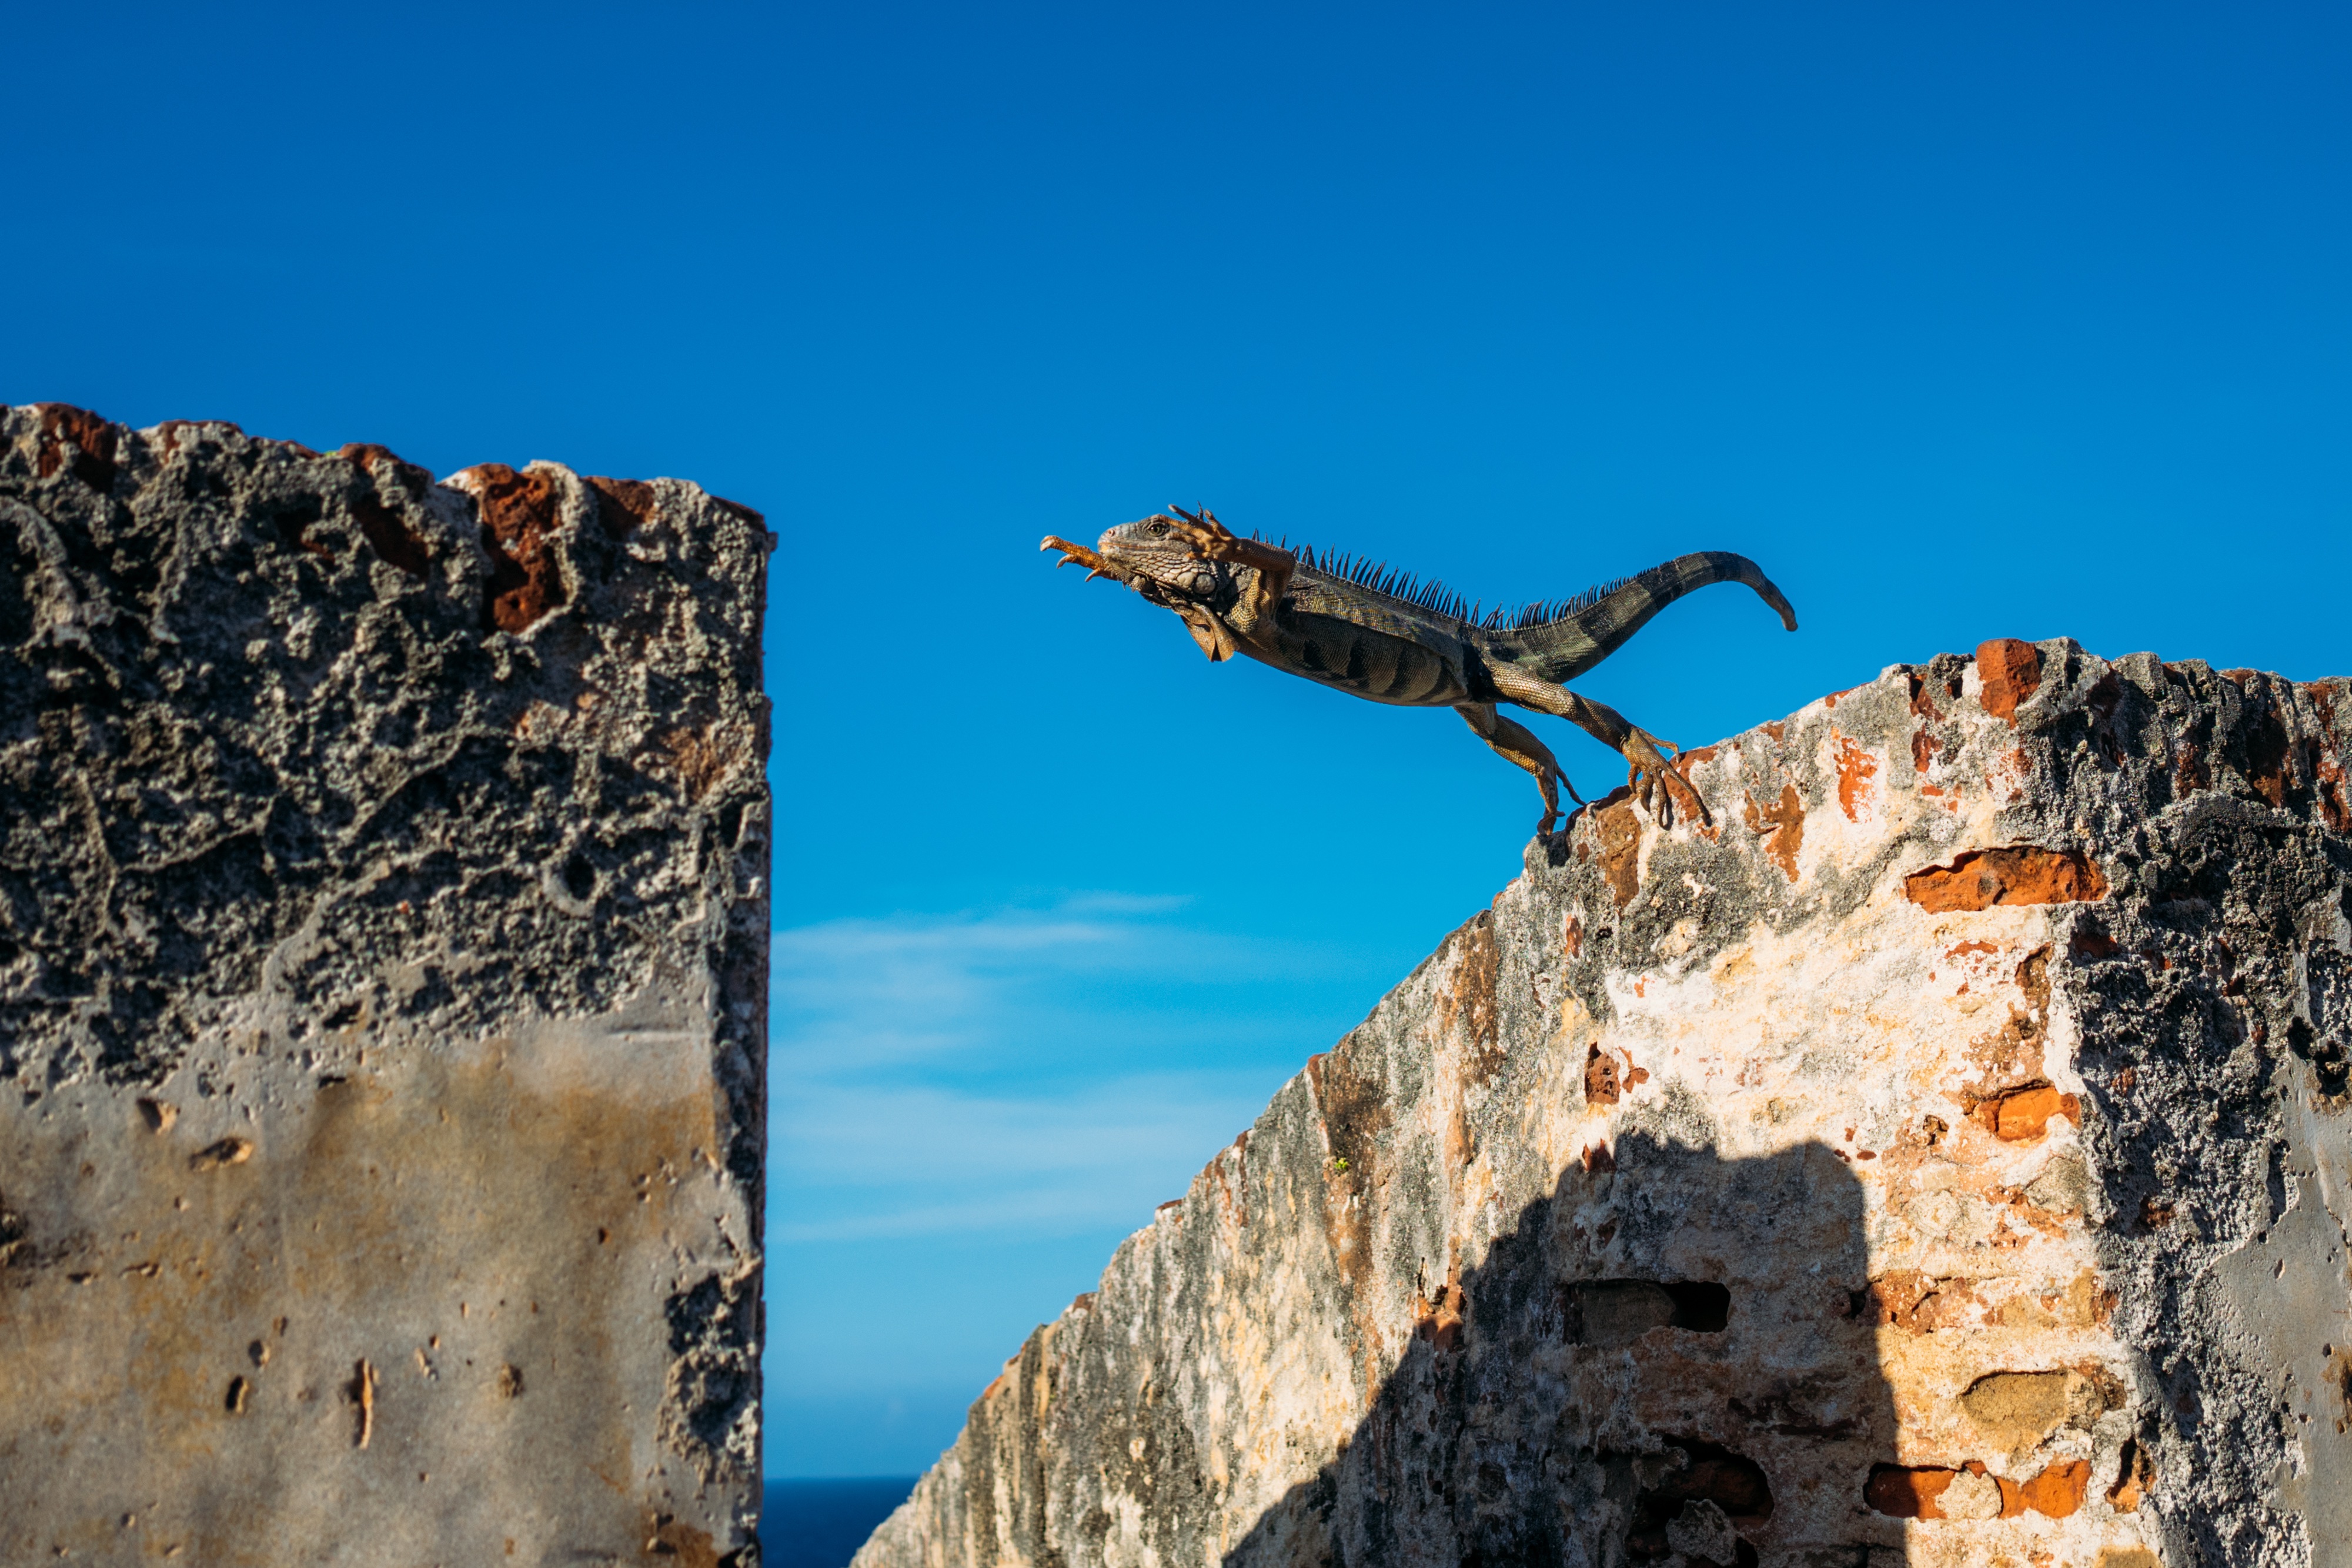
[1479,551,1798,684]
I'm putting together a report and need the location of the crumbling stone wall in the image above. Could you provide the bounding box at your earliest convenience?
[857,638,2352,1568]
[0,405,770,1564]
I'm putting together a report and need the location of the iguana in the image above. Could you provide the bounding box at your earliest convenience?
[1041,509,1798,834]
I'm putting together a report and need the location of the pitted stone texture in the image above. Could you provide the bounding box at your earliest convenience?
[857,640,2352,1568]
[0,406,769,1565]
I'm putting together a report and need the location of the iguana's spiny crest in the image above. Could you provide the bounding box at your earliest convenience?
[1046,507,1798,836]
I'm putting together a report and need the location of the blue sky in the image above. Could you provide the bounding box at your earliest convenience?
[8,2,2348,1477]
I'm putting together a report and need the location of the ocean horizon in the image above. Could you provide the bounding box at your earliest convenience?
[765,1477,918,1568]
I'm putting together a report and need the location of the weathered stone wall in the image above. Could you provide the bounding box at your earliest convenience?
[0,406,770,1564]
[857,637,2352,1568]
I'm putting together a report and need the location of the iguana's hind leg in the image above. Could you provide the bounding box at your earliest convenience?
[1456,703,1583,837]
[1486,664,1710,828]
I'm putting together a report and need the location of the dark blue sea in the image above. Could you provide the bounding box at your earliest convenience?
[764,1478,918,1567]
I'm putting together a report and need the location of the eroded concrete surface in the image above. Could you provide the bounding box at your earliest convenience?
[0,406,769,1565]
[858,639,2352,1568]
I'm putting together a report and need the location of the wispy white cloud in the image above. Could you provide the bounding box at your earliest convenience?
[769,897,1369,1243]
[774,1074,1265,1242]
[773,909,1141,1065]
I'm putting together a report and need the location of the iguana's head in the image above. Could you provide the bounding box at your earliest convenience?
[1093,515,1227,603]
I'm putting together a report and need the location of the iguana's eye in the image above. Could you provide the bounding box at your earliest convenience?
[1147,520,1170,536]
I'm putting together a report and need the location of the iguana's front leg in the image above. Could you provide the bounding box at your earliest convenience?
[1486,663,1710,828]
[1158,507,1295,638]
[1040,536,1132,583]
[1043,533,1240,660]
[1457,703,1585,837]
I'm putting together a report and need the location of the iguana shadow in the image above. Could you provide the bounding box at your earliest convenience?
[1222,1131,1902,1568]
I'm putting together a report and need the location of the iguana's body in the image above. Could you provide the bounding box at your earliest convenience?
[1044,510,1798,834]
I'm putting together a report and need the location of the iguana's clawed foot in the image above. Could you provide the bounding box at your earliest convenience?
[1624,731,1710,829]
[1161,506,1296,627]
[1536,773,1589,838]
[1163,507,1297,574]
[1041,536,1119,581]
[1161,506,1243,561]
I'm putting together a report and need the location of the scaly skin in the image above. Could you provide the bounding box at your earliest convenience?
[1042,509,1798,835]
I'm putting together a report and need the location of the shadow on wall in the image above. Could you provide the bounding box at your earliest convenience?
[1225,1131,1900,1568]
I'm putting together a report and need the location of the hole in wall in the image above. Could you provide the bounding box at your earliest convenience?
[1566,1279,1733,1344]
[1662,1281,1731,1332]
[1622,1439,1773,1564]
[273,499,329,559]
[561,854,598,902]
